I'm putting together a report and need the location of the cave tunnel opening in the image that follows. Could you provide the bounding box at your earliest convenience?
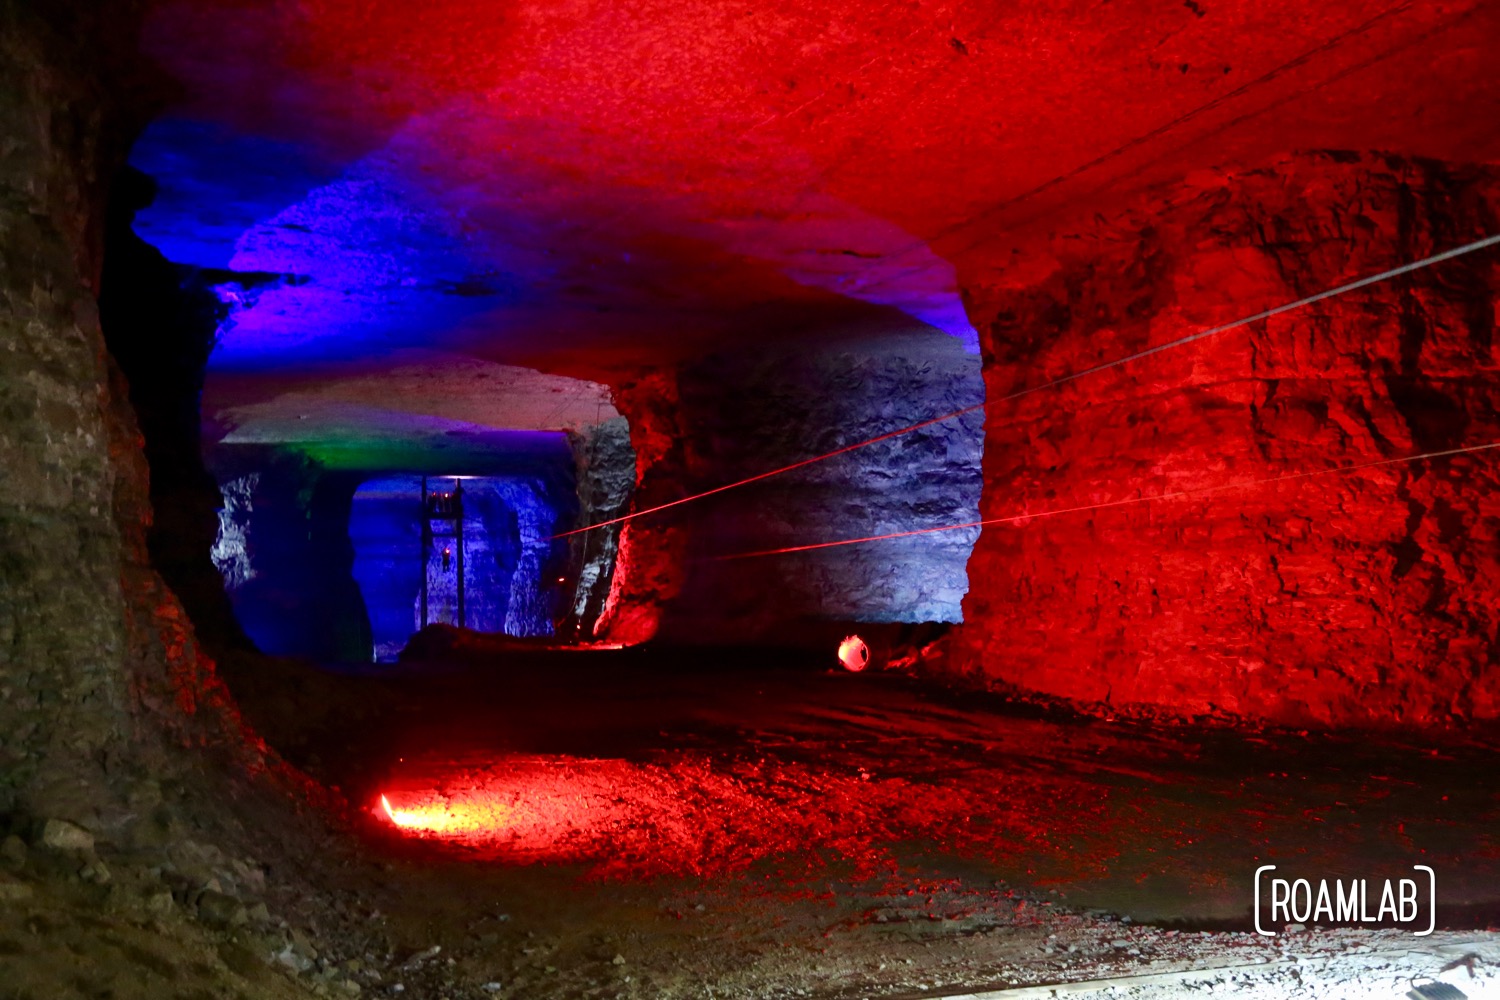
[349,471,576,661]
[206,451,585,665]
[11,1,1500,996]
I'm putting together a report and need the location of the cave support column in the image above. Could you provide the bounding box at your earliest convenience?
[0,0,206,824]
[593,372,692,644]
[562,416,635,640]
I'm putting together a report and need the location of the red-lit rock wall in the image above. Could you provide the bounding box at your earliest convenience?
[594,371,692,644]
[955,151,1500,725]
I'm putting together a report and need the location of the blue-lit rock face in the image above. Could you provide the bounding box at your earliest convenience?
[562,417,636,637]
[212,462,576,662]
[125,55,986,657]
[209,454,372,661]
[124,91,985,658]
[601,331,984,643]
[350,476,572,662]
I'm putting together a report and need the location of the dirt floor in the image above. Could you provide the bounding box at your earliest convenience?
[5,642,1500,998]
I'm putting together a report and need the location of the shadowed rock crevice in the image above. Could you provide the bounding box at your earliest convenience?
[100,165,251,656]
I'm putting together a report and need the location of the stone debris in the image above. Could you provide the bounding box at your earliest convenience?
[197,889,249,927]
[36,819,94,853]
[0,835,27,869]
[142,887,175,916]
[0,872,34,902]
[400,944,442,969]
[276,943,317,974]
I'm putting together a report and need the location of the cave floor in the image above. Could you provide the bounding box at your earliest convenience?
[225,645,1500,999]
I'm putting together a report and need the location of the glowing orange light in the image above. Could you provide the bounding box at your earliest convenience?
[838,635,870,672]
[377,790,511,835]
[374,751,1097,879]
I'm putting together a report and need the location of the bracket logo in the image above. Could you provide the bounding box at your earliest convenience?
[1254,865,1435,936]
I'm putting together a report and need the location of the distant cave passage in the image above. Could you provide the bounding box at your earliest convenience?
[350,476,568,661]
[209,467,576,664]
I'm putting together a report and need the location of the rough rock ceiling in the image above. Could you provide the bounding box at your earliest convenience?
[128,0,1500,461]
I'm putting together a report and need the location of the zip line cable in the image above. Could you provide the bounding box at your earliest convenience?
[550,396,989,540]
[713,440,1500,560]
[552,232,1500,542]
[978,231,1500,402]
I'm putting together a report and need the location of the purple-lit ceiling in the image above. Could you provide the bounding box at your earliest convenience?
[129,0,1500,468]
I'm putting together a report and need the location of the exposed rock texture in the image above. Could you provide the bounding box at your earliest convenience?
[0,0,159,822]
[599,333,983,643]
[955,151,1500,725]
[594,372,694,645]
[349,474,569,661]
[0,0,271,827]
[209,451,372,663]
[561,416,635,639]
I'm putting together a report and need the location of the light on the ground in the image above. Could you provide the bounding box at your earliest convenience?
[838,635,870,672]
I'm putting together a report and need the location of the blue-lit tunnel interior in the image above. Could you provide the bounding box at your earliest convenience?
[208,441,581,663]
[351,475,573,661]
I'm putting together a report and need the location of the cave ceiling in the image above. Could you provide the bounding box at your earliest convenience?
[128,0,1500,463]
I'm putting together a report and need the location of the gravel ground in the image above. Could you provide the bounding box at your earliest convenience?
[5,644,1496,999]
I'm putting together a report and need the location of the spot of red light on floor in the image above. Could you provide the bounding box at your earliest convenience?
[376,753,1119,880]
[379,790,512,835]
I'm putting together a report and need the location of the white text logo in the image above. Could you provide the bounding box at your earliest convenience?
[1253,865,1435,936]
